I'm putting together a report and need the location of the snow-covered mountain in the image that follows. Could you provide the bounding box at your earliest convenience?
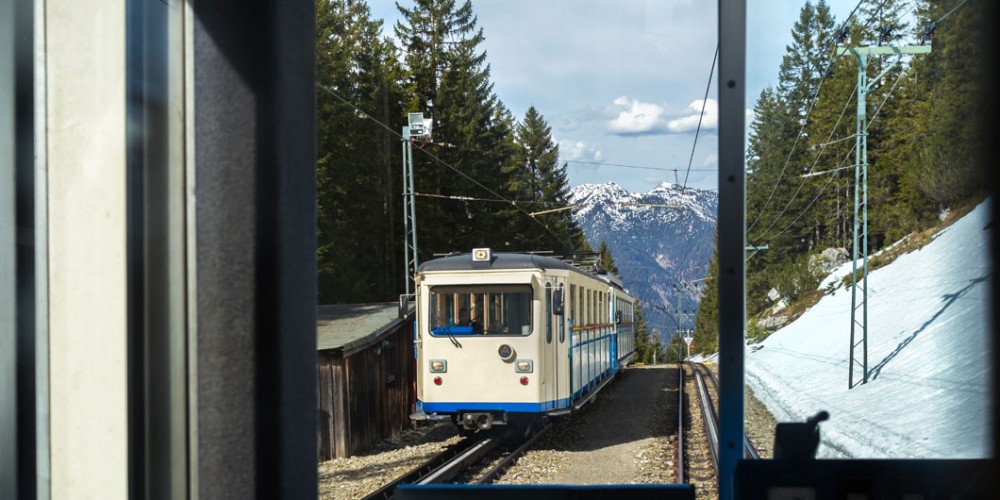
[569,182,718,342]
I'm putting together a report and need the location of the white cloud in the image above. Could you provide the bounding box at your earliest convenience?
[703,153,718,167]
[666,98,718,133]
[607,96,668,135]
[558,139,604,163]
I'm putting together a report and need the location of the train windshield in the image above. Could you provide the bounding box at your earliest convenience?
[428,285,533,336]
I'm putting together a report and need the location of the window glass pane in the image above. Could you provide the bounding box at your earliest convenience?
[428,284,532,336]
[570,283,577,324]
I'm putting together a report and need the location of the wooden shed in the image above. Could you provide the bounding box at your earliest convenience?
[317,303,416,460]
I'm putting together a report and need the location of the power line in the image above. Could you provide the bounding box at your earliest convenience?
[761,146,854,245]
[748,0,917,238]
[753,63,909,245]
[936,0,969,24]
[565,160,717,173]
[747,0,886,232]
[683,43,719,191]
[750,78,859,240]
[414,192,547,205]
[316,83,573,249]
[414,192,682,216]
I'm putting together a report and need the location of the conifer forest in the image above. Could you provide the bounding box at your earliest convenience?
[315,0,992,359]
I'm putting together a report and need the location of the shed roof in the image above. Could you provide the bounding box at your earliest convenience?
[317,303,412,352]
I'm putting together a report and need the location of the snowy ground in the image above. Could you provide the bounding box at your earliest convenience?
[744,198,993,458]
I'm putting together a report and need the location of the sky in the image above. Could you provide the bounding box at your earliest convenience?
[698,197,992,458]
[366,0,864,194]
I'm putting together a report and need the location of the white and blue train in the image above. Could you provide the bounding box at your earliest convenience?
[410,248,636,431]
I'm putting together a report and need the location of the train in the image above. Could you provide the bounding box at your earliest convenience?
[409,248,637,431]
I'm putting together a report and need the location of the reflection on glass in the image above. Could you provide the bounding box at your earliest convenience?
[429,285,533,336]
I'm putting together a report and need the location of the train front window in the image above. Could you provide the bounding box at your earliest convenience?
[428,285,533,336]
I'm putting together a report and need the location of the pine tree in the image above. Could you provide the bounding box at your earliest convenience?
[907,0,989,205]
[746,0,847,316]
[316,0,405,303]
[800,0,854,251]
[395,0,518,256]
[596,241,619,275]
[633,302,654,364]
[498,106,572,253]
[693,232,719,354]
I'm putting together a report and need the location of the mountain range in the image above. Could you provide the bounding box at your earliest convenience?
[569,182,718,344]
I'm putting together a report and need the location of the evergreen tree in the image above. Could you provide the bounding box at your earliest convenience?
[906,0,990,205]
[663,332,686,363]
[395,0,519,256]
[498,106,583,253]
[596,241,619,275]
[693,233,719,354]
[633,302,655,364]
[316,0,405,303]
[746,0,849,316]
[800,0,855,251]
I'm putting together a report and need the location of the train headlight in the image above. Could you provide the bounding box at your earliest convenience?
[429,359,447,373]
[515,359,533,373]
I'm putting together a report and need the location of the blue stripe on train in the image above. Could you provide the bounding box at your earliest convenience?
[419,398,571,413]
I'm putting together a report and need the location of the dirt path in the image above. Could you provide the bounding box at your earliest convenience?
[502,364,679,484]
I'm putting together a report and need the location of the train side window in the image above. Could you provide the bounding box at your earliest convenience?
[590,289,595,325]
[595,291,600,324]
[586,289,592,325]
[567,284,579,322]
[597,292,608,323]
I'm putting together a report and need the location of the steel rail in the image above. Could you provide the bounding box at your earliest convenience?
[699,363,760,459]
[677,363,686,484]
[691,362,721,471]
[474,423,552,484]
[416,432,508,484]
[361,435,477,500]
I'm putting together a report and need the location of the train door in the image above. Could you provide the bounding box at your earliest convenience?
[609,290,618,371]
[544,278,565,410]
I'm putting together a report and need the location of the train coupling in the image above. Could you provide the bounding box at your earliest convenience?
[460,412,494,430]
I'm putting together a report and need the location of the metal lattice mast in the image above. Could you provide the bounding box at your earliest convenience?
[838,44,931,389]
[402,113,430,296]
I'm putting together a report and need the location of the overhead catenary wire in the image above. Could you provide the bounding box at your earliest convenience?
[316,83,574,249]
[750,78,859,241]
[750,145,855,258]
[566,160,717,173]
[682,43,719,191]
[936,0,969,24]
[747,0,887,233]
[413,191,683,216]
[752,64,909,246]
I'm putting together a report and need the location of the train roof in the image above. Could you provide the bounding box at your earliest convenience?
[419,252,575,273]
[418,252,629,293]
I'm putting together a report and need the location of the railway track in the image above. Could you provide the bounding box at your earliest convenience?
[362,423,550,498]
[474,423,552,484]
[695,363,760,460]
[681,362,762,498]
[362,363,756,498]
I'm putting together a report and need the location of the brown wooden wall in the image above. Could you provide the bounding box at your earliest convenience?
[317,316,415,460]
